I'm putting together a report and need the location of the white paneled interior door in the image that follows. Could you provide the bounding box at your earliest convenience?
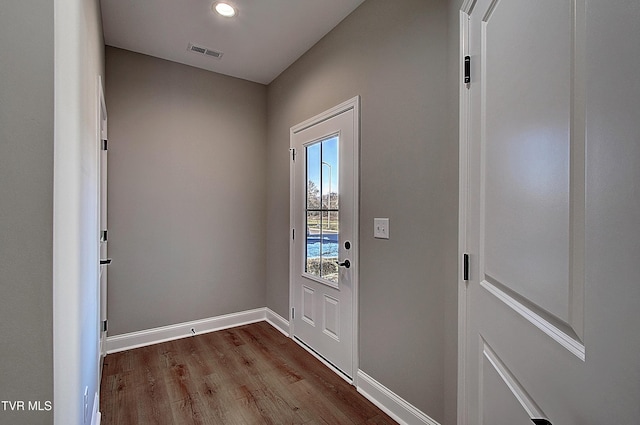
[290,97,359,380]
[462,0,589,423]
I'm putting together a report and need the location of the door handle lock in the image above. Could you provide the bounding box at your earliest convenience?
[336,259,351,269]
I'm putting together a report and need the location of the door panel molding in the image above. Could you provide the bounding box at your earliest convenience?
[477,0,586,353]
[480,279,585,360]
[302,285,316,326]
[481,339,550,423]
[322,295,340,342]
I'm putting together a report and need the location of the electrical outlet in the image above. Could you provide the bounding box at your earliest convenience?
[374,218,389,239]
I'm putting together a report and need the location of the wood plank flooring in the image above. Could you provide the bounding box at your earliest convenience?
[100,321,397,425]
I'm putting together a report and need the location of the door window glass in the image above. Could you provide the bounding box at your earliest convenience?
[305,136,339,283]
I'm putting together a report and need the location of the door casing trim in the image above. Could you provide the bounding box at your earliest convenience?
[458,7,471,425]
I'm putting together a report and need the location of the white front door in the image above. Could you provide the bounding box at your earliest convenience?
[290,97,359,380]
[462,0,588,423]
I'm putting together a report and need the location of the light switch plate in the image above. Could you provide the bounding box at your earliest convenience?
[374,218,389,239]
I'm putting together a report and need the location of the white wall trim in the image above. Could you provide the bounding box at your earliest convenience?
[265,308,290,336]
[91,393,101,425]
[357,370,440,425]
[106,308,266,353]
[457,8,471,425]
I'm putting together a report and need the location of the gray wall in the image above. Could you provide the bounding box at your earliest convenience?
[105,47,267,335]
[266,0,457,421]
[0,1,54,424]
[582,0,640,422]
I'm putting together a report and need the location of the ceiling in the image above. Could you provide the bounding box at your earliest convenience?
[101,0,366,85]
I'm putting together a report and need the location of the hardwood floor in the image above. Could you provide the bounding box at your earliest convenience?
[100,321,397,424]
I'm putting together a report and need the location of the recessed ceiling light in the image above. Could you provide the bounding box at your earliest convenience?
[214,2,236,18]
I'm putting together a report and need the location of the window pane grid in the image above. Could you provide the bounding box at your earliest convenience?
[305,136,339,284]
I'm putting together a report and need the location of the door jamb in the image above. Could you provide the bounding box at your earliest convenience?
[458,3,472,425]
[289,96,360,385]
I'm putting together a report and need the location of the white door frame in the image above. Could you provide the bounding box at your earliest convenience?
[458,3,472,424]
[289,96,360,384]
[98,75,108,364]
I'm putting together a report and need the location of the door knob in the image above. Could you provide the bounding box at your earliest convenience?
[336,259,350,269]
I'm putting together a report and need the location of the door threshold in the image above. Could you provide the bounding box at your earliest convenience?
[293,335,353,384]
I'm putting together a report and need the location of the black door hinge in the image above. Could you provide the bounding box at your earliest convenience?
[290,148,296,161]
[291,307,295,319]
[101,139,108,151]
[100,229,108,242]
[464,56,471,84]
[463,253,469,281]
[292,228,295,240]
[102,320,108,333]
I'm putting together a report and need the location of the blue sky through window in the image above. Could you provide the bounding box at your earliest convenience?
[307,136,339,198]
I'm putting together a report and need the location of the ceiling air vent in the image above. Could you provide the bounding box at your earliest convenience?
[187,43,223,60]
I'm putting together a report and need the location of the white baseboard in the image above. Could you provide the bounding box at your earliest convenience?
[357,370,440,425]
[265,308,290,336]
[106,308,266,353]
[91,393,101,425]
